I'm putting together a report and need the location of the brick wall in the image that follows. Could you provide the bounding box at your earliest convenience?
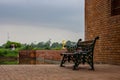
[36,50,67,61]
[19,50,67,63]
[85,0,120,64]
[19,50,36,58]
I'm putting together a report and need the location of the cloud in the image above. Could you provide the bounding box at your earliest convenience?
[0,0,84,44]
[0,0,83,6]
[0,24,84,45]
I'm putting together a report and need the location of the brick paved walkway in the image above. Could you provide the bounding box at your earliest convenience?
[0,64,120,80]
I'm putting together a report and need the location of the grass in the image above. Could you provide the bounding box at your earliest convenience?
[0,61,18,64]
[0,48,18,57]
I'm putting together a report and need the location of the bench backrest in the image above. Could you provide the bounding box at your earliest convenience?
[65,36,99,53]
[76,36,99,53]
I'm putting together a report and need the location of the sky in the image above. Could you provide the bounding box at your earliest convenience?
[0,0,84,45]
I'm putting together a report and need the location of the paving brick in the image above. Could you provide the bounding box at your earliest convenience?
[0,65,120,80]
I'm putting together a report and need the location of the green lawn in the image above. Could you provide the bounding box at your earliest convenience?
[0,48,18,57]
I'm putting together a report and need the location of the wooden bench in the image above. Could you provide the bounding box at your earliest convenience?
[60,36,99,70]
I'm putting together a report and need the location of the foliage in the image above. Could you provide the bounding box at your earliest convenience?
[65,40,76,52]
[34,40,51,50]
[0,40,76,51]
[51,42,62,50]
[3,41,21,49]
[20,44,34,50]
[66,40,76,46]
[0,48,18,57]
[0,60,18,64]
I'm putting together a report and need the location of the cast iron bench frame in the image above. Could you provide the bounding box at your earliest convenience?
[60,36,99,70]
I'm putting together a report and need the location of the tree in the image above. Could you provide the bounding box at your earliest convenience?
[44,40,51,50]
[66,40,76,46]
[3,41,21,49]
[51,42,62,49]
[36,42,45,49]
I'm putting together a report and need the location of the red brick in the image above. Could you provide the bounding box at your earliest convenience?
[85,0,120,65]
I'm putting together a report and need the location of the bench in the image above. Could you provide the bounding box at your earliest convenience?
[60,36,99,70]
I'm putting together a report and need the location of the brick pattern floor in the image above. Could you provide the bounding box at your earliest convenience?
[0,64,120,80]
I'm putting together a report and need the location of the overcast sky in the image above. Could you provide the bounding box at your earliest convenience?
[0,0,84,45]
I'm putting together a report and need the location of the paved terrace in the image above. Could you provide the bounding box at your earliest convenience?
[0,64,120,80]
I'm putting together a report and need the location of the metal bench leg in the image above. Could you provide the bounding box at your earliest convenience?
[88,62,94,70]
[60,54,67,67]
[87,55,94,70]
[73,54,82,70]
[90,58,94,70]
[73,61,79,70]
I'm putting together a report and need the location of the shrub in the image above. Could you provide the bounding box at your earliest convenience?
[0,49,18,57]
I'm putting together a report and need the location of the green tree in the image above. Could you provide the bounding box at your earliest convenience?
[51,42,62,50]
[44,40,51,50]
[3,41,21,49]
[36,42,45,49]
